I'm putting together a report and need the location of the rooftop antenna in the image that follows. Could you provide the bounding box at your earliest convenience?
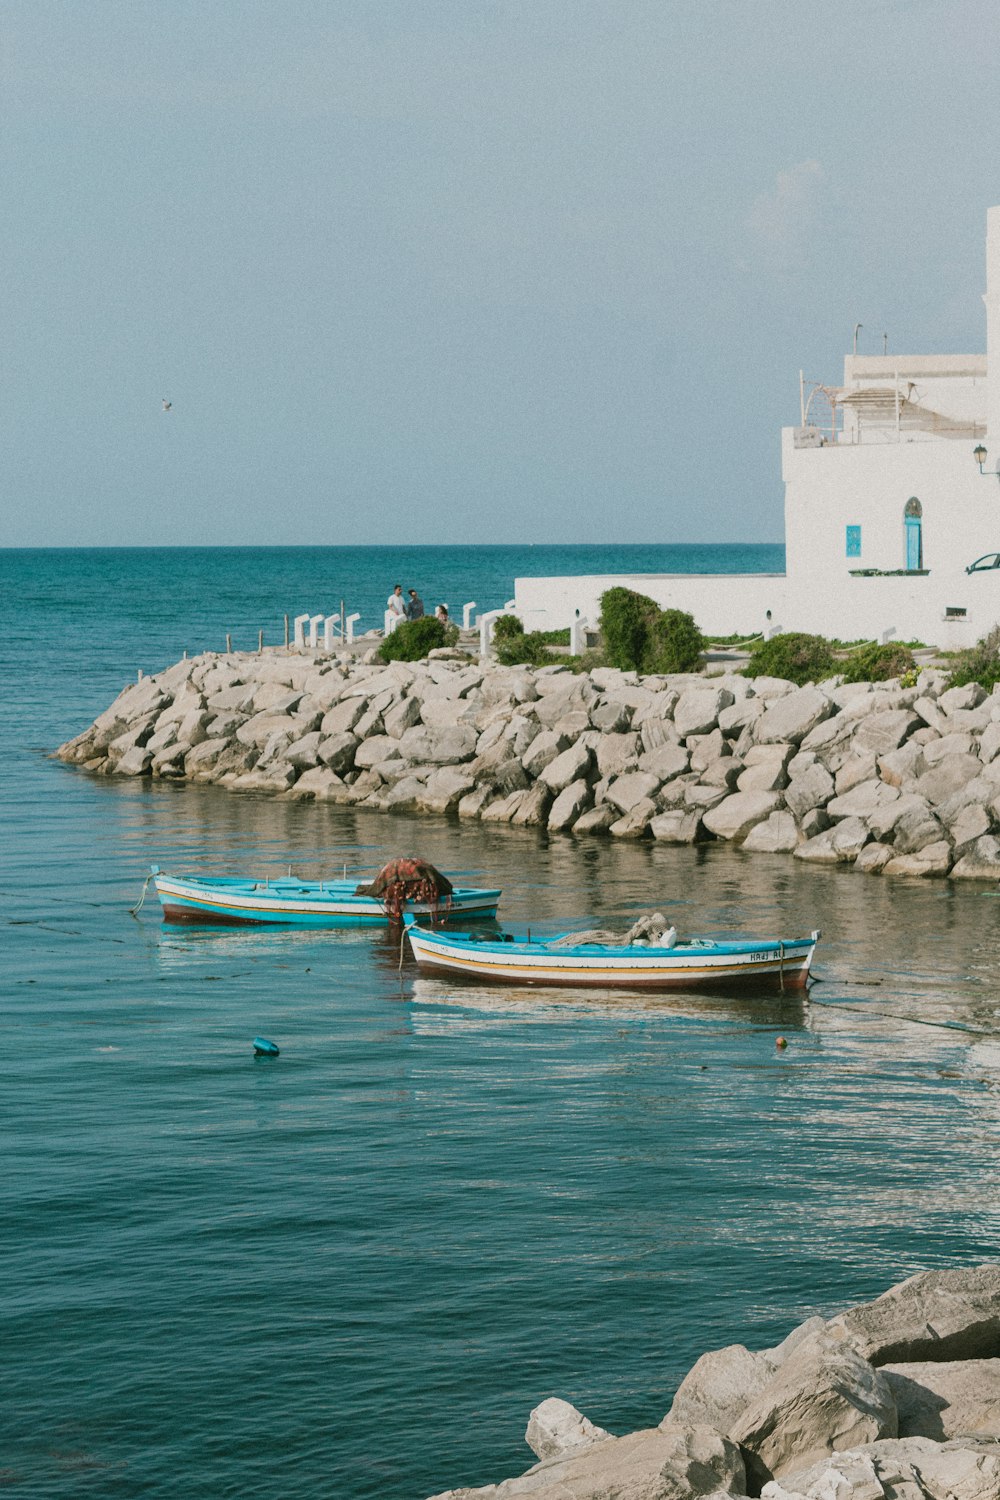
[882,333,888,355]
[853,323,863,354]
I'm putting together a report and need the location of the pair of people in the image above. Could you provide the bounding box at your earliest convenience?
[386,585,448,624]
[387,584,423,621]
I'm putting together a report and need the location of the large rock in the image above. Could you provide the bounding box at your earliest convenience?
[540,742,593,793]
[761,1436,1000,1500]
[884,1358,1000,1439]
[891,805,947,855]
[317,732,360,774]
[524,1398,610,1461]
[826,779,899,821]
[417,768,476,814]
[428,1422,745,1500]
[702,791,783,843]
[952,835,1000,878]
[851,710,923,756]
[638,743,690,782]
[604,771,662,814]
[547,778,592,832]
[383,695,424,737]
[400,724,478,766]
[668,1342,777,1433]
[285,732,323,769]
[877,741,927,788]
[320,697,368,736]
[911,755,985,807]
[784,763,835,819]
[826,1265,1000,1366]
[572,805,619,835]
[511,783,554,827]
[754,688,833,747]
[116,745,153,776]
[520,729,570,778]
[674,687,734,738]
[354,734,403,770]
[882,841,953,877]
[728,1330,897,1487]
[649,809,706,843]
[596,732,642,778]
[743,812,800,853]
[235,711,301,748]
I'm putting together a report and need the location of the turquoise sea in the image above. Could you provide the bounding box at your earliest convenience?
[4,544,1000,1499]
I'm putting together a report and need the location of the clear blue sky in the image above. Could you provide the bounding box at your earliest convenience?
[2,0,997,547]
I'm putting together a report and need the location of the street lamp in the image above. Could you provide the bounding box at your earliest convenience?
[974,444,990,475]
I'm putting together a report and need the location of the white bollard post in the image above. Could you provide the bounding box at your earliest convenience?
[881,626,897,644]
[345,613,361,642]
[323,614,341,651]
[569,615,589,655]
[462,602,477,630]
[384,609,399,637]
[478,608,506,659]
[293,613,310,649]
[307,613,324,648]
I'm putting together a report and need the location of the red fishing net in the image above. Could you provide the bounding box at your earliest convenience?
[354,857,454,923]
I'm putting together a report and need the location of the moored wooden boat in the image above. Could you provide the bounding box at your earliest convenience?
[152,865,501,927]
[404,919,820,991]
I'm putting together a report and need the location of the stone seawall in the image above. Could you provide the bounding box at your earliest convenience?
[55,648,1000,880]
[427,1265,1000,1500]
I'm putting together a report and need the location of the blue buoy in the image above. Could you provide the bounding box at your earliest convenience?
[253,1037,280,1057]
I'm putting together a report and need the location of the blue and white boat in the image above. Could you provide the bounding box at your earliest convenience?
[405,919,820,991]
[152,866,501,927]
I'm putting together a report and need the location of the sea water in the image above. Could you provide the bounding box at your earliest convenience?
[3,546,1000,1499]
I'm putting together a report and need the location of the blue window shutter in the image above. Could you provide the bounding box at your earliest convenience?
[846,526,861,558]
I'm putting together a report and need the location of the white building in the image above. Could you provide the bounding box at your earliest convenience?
[514,208,1000,650]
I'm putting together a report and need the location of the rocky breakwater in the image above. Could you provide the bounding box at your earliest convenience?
[429,1264,1000,1500]
[55,650,1000,879]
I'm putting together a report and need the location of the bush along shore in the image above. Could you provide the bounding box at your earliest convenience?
[427,1265,1000,1500]
[54,648,1000,880]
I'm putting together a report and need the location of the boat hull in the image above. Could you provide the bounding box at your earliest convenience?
[406,926,819,991]
[154,873,501,927]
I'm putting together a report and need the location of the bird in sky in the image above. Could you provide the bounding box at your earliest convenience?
[162,398,172,412]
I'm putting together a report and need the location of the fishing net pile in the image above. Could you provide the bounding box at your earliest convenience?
[354,857,454,922]
[549,912,677,948]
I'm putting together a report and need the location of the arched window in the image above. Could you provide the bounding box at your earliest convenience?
[904,497,923,570]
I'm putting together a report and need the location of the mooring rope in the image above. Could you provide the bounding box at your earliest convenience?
[129,874,153,916]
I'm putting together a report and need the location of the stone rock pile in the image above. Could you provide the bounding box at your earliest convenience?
[428,1264,1000,1499]
[55,649,1000,879]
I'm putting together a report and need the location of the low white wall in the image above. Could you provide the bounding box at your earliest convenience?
[514,573,786,638]
[514,570,999,648]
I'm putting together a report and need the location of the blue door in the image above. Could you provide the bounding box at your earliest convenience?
[905,517,922,570]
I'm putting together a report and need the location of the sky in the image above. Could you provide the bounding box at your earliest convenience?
[2,0,999,547]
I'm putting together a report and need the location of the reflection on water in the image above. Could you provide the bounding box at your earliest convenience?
[409,972,811,1030]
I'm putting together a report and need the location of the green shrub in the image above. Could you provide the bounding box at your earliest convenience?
[494,630,554,667]
[378,616,447,662]
[744,632,837,686]
[644,608,706,674]
[839,641,916,684]
[947,625,1000,692]
[599,587,659,670]
[599,588,705,674]
[492,614,524,641]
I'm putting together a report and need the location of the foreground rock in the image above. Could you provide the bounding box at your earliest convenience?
[428,1265,1000,1498]
[54,650,1000,881]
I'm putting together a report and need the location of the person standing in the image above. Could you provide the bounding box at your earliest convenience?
[435,603,449,624]
[406,589,424,620]
[386,584,406,621]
